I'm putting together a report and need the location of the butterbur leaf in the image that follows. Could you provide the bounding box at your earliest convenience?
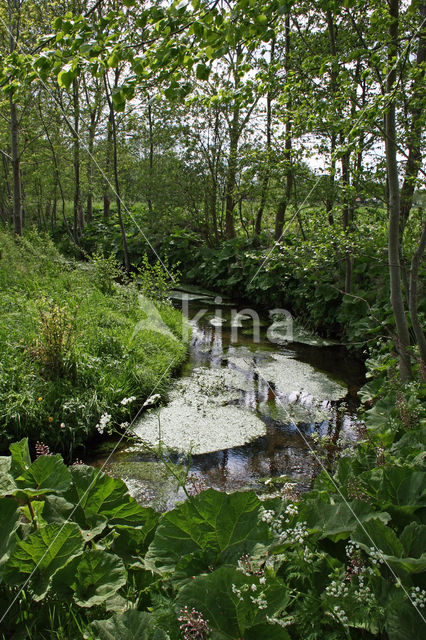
[384,590,426,640]
[0,498,20,576]
[9,438,31,477]
[175,566,289,638]
[145,489,269,576]
[66,465,147,529]
[400,523,426,558]
[3,522,84,599]
[84,610,170,639]
[52,549,127,607]
[0,457,16,496]
[15,454,72,496]
[301,498,390,540]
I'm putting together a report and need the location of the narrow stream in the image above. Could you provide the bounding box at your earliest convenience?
[90,285,365,510]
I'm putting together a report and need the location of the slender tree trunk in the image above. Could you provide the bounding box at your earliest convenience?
[409,221,426,371]
[8,0,22,236]
[274,14,292,241]
[225,109,239,239]
[400,0,425,235]
[72,79,83,239]
[147,102,154,218]
[103,112,113,219]
[385,0,412,382]
[341,146,353,293]
[86,110,96,222]
[255,36,275,236]
[325,10,338,226]
[104,74,130,273]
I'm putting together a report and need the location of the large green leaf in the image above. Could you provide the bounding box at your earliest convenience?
[0,457,16,496]
[400,522,426,558]
[384,590,426,640]
[175,566,289,638]
[301,498,390,541]
[354,519,426,575]
[84,610,170,640]
[65,466,147,529]
[9,438,31,477]
[52,549,127,607]
[3,522,84,599]
[112,509,159,567]
[15,454,72,497]
[0,497,20,578]
[145,489,270,576]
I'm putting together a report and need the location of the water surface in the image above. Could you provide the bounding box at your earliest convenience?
[90,287,364,510]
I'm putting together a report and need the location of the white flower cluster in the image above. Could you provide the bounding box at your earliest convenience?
[277,521,308,544]
[260,508,275,524]
[325,577,349,599]
[250,595,267,609]
[266,615,294,628]
[143,393,161,408]
[121,396,136,406]
[366,546,386,565]
[333,604,348,625]
[259,505,307,545]
[96,412,111,434]
[410,587,426,608]
[231,579,268,609]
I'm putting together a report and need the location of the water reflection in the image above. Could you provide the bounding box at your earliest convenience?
[89,292,365,510]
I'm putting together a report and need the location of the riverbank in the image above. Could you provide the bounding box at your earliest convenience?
[0,230,189,461]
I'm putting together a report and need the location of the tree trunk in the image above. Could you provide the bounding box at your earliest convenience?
[225,110,239,239]
[385,0,412,382]
[399,0,425,235]
[147,102,154,218]
[104,74,130,273]
[103,112,113,219]
[409,221,426,371]
[72,79,83,239]
[255,36,275,236]
[341,145,353,293]
[274,14,292,241]
[8,0,22,236]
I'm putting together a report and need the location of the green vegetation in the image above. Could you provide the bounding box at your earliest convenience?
[0,1,425,638]
[0,230,188,460]
[0,377,424,639]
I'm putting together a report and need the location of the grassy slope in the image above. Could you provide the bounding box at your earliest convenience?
[0,230,189,460]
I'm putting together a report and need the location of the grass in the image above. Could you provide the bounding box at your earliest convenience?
[0,229,189,461]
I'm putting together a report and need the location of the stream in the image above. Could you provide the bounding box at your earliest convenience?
[90,285,365,510]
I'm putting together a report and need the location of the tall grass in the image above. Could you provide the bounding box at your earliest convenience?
[0,229,189,460]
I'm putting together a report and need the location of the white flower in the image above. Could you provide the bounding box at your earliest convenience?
[96,412,111,434]
[121,396,136,406]
[143,393,161,408]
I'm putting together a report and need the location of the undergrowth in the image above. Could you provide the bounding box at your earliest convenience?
[0,230,189,460]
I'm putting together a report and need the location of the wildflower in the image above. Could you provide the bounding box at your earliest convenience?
[96,412,111,434]
[143,393,161,408]
[178,606,210,640]
[38,397,43,402]
[60,422,65,429]
[35,442,51,457]
[120,396,136,406]
[48,417,53,422]
[72,459,83,465]
[120,421,130,429]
